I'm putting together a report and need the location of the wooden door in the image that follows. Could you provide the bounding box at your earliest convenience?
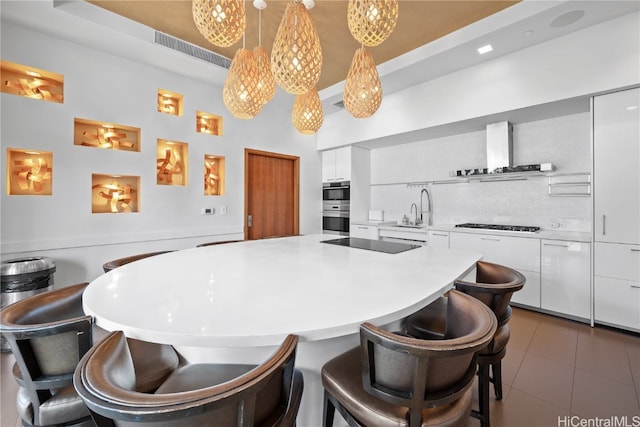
[245,149,299,240]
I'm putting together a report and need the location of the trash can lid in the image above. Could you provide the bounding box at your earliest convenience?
[1,257,56,276]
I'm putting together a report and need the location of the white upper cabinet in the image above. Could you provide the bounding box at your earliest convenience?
[322,147,351,183]
[593,88,640,245]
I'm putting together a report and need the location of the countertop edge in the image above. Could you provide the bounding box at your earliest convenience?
[349,219,592,242]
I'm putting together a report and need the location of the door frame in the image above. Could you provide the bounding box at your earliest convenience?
[244,148,300,240]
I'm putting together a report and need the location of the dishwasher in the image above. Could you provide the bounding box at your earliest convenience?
[379,228,428,246]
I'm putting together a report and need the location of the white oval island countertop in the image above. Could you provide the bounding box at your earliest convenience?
[84,234,482,347]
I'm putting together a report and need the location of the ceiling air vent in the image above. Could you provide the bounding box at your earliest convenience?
[154,31,231,69]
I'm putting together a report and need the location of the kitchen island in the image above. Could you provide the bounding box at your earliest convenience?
[84,234,482,426]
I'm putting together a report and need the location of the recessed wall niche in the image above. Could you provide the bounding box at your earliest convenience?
[204,155,225,196]
[6,148,53,195]
[1,60,64,103]
[157,139,188,186]
[74,118,140,151]
[91,174,139,213]
[196,111,222,135]
[157,89,183,116]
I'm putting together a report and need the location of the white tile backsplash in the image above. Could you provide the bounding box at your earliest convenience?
[369,113,592,232]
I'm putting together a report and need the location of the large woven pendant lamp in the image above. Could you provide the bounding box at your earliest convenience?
[271,0,322,95]
[253,1,276,105]
[192,0,246,47]
[343,47,382,118]
[347,0,398,47]
[292,86,323,134]
[223,48,262,119]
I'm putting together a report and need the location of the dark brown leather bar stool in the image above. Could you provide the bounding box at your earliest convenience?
[405,261,525,427]
[322,290,497,427]
[0,283,94,427]
[74,331,304,426]
[102,250,173,273]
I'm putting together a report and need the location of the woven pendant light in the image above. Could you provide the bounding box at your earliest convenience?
[271,0,323,95]
[292,87,323,134]
[347,0,398,47]
[192,0,246,48]
[343,47,382,118]
[223,48,262,119]
[253,5,275,105]
[254,46,276,105]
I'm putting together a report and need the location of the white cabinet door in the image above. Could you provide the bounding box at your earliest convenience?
[427,231,449,248]
[449,232,541,308]
[541,240,591,320]
[334,147,351,182]
[379,228,428,245]
[322,147,351,183]
[595,242,640,282]
[321,150,336,183]
[594,242,640,332]
[350,224,378,240]
[449,232,540,272]
[593,88,640,245]
[595,276,640,332]
[511,270,541,308]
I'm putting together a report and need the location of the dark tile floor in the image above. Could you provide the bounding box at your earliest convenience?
[1,307,639,427]
[467,308,640,427]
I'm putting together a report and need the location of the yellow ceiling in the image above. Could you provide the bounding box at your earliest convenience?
[88,0,519,90]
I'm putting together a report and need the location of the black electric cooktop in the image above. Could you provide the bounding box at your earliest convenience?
[321,237,421,254]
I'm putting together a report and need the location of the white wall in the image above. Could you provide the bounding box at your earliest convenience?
[370,113,592,231]
[0,21,322,285]
[318,11,640,149]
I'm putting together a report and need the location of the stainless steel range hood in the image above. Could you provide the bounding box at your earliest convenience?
[451,121,554,177]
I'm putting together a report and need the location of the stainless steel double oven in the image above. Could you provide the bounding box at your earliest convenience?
[322,181,350,235]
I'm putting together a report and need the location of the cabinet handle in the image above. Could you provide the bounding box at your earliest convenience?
[602,214,606,235]
[432,233,448,237]
[631,249,640,252]
[631,284,640,289]
[480,237,500,242]
[357,226,367,229]
[543,243,570,248]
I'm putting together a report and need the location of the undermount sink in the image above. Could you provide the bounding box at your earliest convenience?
[393,224,425,229]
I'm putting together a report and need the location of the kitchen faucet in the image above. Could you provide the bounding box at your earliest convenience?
[410,203,418,225]
[420,187,433,226]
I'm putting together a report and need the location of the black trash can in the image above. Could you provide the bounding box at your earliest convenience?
[1,257,56,352]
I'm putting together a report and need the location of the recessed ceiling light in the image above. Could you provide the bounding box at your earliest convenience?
[477,44,493,55]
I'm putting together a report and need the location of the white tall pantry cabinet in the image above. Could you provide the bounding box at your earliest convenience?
[593,87,640,332]
[321,146,371,225]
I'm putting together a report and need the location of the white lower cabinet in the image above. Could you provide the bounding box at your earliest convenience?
[511,271,542,309]
[378,227,428,245]
[594,242,640,332]
[449,232,541,308]
[541,240,591,320]
[595,277,640,332]
[350,224,379,240]
[427,231,449,248]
